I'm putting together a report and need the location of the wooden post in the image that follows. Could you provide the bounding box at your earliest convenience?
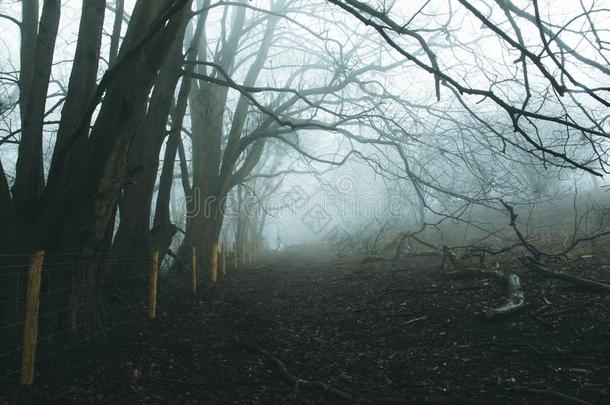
[210,241,218,282]
[221,242,226,275]
[149,251,159,319]
[20,250,45,385]
[191,247,197,294]
[232,241,237,271]
[241,244,247,267]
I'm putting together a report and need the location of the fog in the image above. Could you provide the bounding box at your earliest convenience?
[1,1,609,401]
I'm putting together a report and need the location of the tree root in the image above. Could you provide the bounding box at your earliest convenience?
[235,340,475,404]
[519,256,610,292]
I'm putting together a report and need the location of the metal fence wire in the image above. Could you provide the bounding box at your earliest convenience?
[0,248,203,385]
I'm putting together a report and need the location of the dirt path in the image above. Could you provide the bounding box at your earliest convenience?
[3,249,610,404]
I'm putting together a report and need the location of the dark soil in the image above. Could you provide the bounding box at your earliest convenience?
[2,247,609,404]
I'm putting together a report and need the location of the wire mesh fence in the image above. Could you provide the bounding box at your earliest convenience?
[0,248,202,385]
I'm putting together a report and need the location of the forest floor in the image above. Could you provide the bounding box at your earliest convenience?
[2,246,610,404]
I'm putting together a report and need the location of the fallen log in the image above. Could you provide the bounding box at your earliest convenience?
[485,273,526,319]
[519,256,610,292]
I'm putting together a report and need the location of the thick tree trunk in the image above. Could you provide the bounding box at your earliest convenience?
[112,23,186,257]
[45,0,192,254]
[19,0,39,122]
[185,2,247,254]
[12,0,61,225]
[0,161,18,249]
[1,0,193,354]
[46,0,106,196]
[152,10,206,255]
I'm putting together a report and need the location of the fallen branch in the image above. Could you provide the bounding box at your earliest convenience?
[361,231,441,264]
[235,340,475,404]
[443,268,525,319]
[484,273,526,319]
[403,315,428,325]
[519,256,610,292]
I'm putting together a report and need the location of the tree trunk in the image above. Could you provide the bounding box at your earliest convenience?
[0,161,18,249]
[46,0,106,196]
[12,0,61,225]
[45,0,192,254]
[184,2,283,271]
[109,0,124,65]
[112,20,187,257]
[19,0,39,122]
[152,10,206,258]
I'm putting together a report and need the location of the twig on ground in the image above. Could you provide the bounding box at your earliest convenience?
[234,340,475,404]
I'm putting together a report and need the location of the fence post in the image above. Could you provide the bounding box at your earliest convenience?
[20,250,45,385]
[149,251,159,319]
[221,242,226,275]
[191,247,197,294]
[210,241,218,282]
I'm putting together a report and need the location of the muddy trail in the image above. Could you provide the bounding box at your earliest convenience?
[3,247,610,404]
